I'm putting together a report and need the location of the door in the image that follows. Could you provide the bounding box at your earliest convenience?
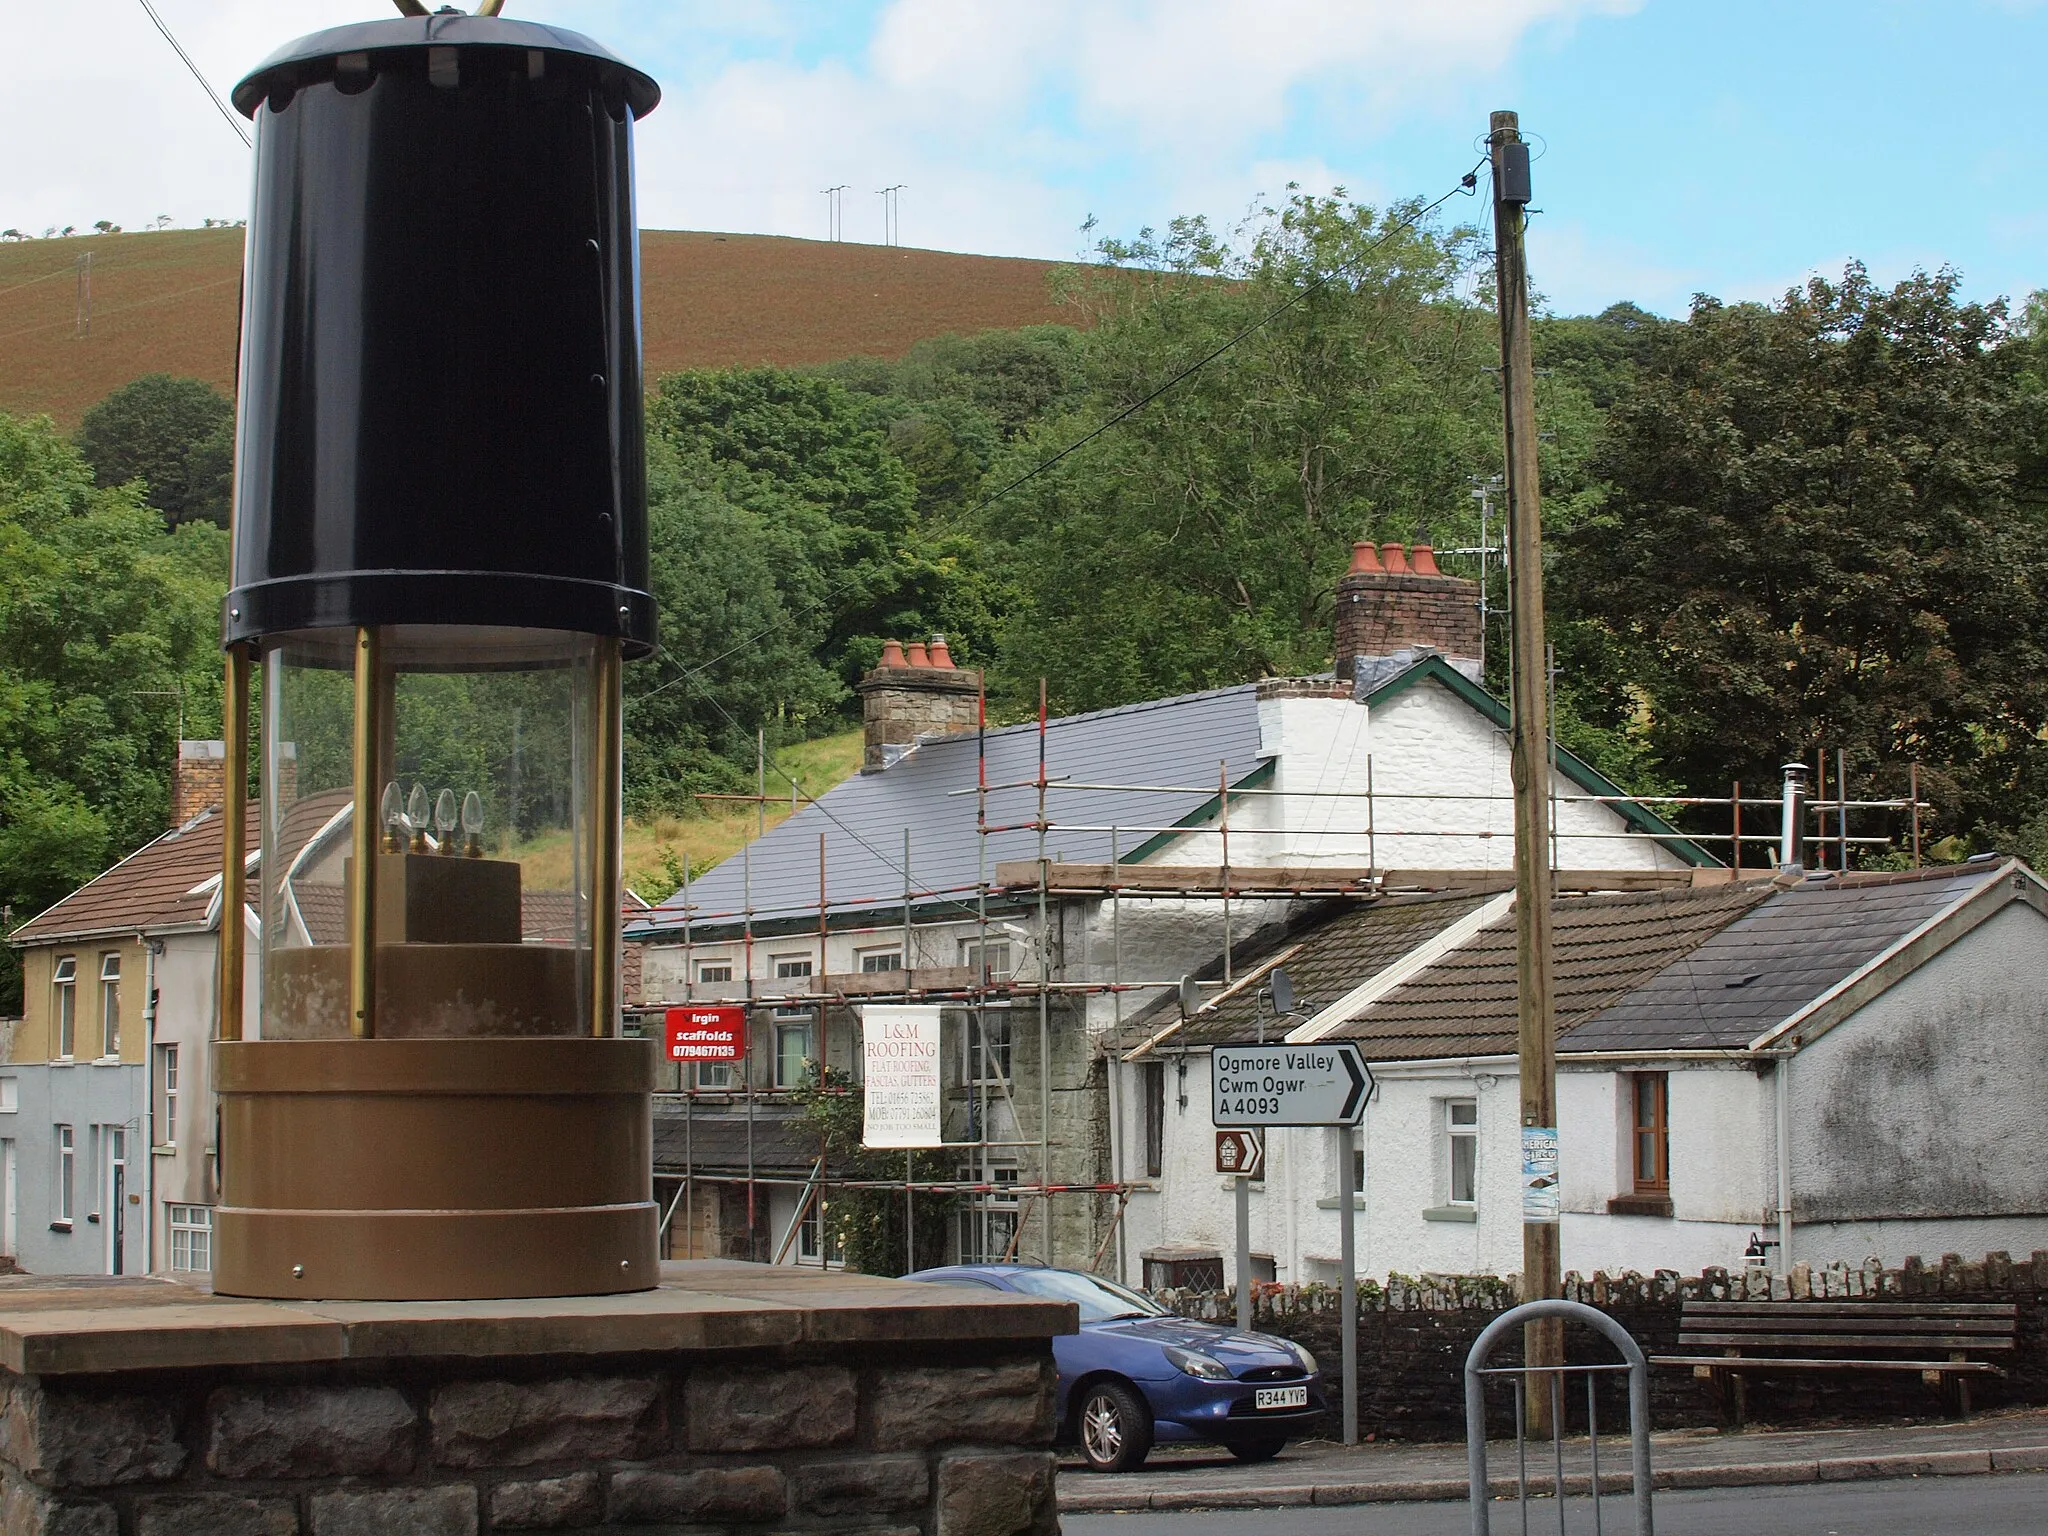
[1,1140,14,1259]
[104,1129,125,1275]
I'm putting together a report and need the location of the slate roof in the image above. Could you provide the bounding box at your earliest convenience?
[1566,865,2002,1052]
[653,1107,816,1174]
[630,683,1269,939]
[1317,882,1776,1062]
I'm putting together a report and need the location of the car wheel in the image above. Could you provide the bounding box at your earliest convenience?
[1228,1437,1286,1463]
[1076,1380,1153,1473]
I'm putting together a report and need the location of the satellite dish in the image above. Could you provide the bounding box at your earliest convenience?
[1178,975,1201,1018]
[1270,968,1295,1018]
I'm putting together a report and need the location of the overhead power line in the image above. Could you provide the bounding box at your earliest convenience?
[136,0,252,149]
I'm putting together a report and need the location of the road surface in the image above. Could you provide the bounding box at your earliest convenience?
[1062,1471,2048,1534]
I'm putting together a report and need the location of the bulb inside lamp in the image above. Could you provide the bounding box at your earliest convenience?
[381,782,404,853]
[462,790,484,858]
[435,789,458,853]
[407,784,430,852]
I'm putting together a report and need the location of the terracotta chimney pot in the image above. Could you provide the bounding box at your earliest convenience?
[1380,542,1409,575]
[1348,541,1383,575]
[1409,542,1442,577]
[928,634,955,668]
[905,641,931,668]
[878,638,907,669]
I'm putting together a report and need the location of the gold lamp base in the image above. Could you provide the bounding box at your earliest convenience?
[212,1037,658,1301]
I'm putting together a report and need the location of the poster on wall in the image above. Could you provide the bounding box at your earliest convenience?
[1521,1126,1560,1223]
[861,1004,944,1148]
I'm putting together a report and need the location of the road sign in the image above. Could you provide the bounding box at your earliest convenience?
[1214,1130,1264,1178]
[1212,1043,1372,1127]
[665,1004,745,1063]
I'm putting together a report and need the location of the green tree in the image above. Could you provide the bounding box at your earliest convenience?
[0,412,229,1010]
[975,190,1500,712]
[75,374,234,529]
[1554,264,2048,850]
[789,1064,953,1276]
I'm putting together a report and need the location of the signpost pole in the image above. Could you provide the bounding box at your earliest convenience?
[1235,1172,1252,1334]
[1338,1127,1358,1445]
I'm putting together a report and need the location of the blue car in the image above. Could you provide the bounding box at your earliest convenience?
[907,1264,1324,1472]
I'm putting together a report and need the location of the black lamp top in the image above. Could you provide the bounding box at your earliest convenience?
[233,14,659,120]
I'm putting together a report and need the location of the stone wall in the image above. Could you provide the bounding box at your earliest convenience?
[0,1341,1059,1536]
[1152,1250,2048,1442]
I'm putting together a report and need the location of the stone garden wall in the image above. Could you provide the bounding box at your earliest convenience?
[1152,1250,2048,1442]
[0,1341,1059,1536]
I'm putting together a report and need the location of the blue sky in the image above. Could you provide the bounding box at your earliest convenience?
[12,1,2044,318]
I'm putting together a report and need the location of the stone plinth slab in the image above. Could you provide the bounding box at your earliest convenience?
[0,1261,1071,1376]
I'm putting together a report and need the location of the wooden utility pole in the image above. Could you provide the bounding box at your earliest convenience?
[1490,108,1563,1426]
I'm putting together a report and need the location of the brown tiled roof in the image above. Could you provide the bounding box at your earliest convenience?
[10,807,259,945]
[1111,892,1496,1054]
[1319,882,1777,1061]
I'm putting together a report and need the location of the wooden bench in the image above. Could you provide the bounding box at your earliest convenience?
[1651,1299,2018,1424]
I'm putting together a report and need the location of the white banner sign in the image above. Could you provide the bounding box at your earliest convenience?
[861,1005,944,1148]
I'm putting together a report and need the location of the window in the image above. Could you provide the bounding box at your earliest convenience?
[55,1126,74,1225]
[695,961,733,984]
[773,956,813,980]
[52,957,77,1059]
[773,1010,815,1087]
[956,1166,1020,1263]
[966,1011,1012,1084]
[0,1079,16,1113]
[1352,1129,1365,1196]
[1446,1099,1478,1206]
[796,1195,840,1265]
[168,1205,212,1272]
[960,939,1013,982]
[97,953,120,1058]
[1632,1073,1670,1192]
[858,948,903,974]
[692,1059,736,1090]
[156,1046,179,1146]
[1141,1062,1166,1179]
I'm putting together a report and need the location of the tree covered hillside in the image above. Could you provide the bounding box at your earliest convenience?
[5,189,2046,1011]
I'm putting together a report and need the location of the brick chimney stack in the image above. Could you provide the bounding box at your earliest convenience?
[172,739,228,827]
[856,635,982,772]
[1333,539,1482,684]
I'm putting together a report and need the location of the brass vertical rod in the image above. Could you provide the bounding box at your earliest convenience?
[217,643,251,1042]
[349,626,383,1039]
[590,637,624,1038]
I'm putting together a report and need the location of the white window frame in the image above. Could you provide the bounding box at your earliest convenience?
[965,1008,1012,1085]
[772,955,814,980]
[55,1125,74,1226]
[856,946,903,974]
[692,1059,736,1090]
[157,1044,179,1147]
[168,1204,212,1272]
[0,1078,16,1113]
[772,1008,815,1088]
[959,939,1013,982]
[1445,1098,1479,1208]
[97,953,120,1059]
[52,956,77,1060]
[695,961,733,984]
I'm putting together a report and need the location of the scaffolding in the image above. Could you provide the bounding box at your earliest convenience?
[642,706,1933,1281]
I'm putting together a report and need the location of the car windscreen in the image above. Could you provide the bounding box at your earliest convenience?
[998,1269,1167,1322]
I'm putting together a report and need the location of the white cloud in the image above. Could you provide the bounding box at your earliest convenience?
[4,0,1637,260]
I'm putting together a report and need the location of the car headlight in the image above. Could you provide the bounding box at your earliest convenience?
[1291,1342,1318,1374]
[1164,1346,1235,1381]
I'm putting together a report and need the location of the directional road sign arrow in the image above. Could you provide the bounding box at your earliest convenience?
[1211,1041,1375,1128]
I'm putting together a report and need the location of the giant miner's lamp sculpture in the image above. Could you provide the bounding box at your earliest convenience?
[212,4,662,1300]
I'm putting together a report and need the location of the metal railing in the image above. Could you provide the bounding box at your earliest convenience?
[1465,1299,1654,1536]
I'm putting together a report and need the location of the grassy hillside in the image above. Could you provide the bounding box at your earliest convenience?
[513,728,866,900]
[0,228,1079,429]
